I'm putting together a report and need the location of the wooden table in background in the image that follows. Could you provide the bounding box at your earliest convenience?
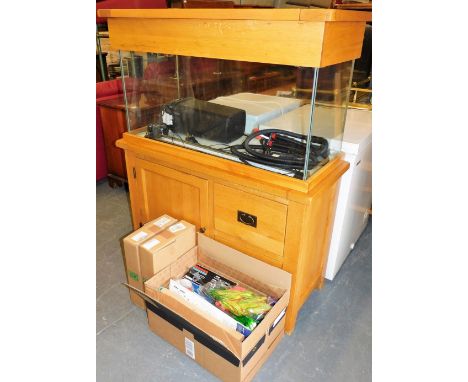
[98,94,162,187]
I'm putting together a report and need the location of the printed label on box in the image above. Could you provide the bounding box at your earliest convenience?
[168,223,186,233]
[131,231,148,242]
[154,216,171,228]
[185,337,195,359]
[142,238,160,250]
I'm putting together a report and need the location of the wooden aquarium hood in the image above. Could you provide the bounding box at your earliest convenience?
[98,9,371,67]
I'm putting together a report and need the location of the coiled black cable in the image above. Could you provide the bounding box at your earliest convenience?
[230,129,329,172]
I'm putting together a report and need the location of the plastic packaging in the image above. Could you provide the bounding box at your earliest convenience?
[169,278,253,337]
[206,285,273,322]
[183,264,236,298]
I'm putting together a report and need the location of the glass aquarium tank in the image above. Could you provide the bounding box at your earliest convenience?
[119,51,353,180]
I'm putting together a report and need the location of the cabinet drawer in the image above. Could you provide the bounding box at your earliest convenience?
[213,183,287,264]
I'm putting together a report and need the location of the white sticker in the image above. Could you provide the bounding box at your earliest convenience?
[154,216,171,228]
[185,337,195,360]
[169,223,186,233]
[162,112,173,126]
[131,231,148,242]
[142,238,160,250]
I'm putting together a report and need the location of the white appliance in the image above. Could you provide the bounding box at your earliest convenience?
[209,93,302,134]
[325,108,372,280]
[259,106,372,280]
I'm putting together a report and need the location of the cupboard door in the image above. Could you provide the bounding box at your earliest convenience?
[134,158,209,231]
[213,183,287,267]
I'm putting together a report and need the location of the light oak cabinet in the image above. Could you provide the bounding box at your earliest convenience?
[120,131,348,334]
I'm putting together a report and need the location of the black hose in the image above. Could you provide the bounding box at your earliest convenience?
[229,129,329,172]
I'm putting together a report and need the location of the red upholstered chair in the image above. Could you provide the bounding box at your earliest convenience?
[182,0,234,8]
[96,80,121,181]
[96,79,126,181]
[143,60,176,79]
[96,0,168,25]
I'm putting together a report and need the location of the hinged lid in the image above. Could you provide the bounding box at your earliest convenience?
[98,9,371,67]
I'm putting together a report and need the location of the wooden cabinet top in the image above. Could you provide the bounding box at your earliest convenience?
[99,9,371,67]
[117,129,349,199]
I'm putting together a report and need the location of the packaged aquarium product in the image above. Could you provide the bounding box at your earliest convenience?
[174,263,278,336]
[169,278,253,337]
[183,264,236,296]
[207,286,273,318]
[205,285,277,331]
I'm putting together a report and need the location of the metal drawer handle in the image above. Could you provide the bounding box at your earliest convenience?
[237,211,257,228]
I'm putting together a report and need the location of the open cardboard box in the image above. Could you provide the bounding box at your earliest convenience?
[127,233,291,382]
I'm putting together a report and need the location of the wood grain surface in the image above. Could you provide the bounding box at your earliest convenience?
[102,9,369,67]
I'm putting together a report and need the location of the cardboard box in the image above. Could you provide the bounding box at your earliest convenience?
[139,233,291,382]
[139,220,196,283]
[122,214,177,308]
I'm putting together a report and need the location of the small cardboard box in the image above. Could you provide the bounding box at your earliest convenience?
[122,214,177,308]
[139,220,196,283]
[138,233,291,382]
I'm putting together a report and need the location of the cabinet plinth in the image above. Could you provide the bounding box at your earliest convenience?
[117,131,349,334]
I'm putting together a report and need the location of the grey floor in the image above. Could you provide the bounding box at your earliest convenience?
[96,180,372,382]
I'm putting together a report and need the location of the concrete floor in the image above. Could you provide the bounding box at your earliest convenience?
[96,180,372,382]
